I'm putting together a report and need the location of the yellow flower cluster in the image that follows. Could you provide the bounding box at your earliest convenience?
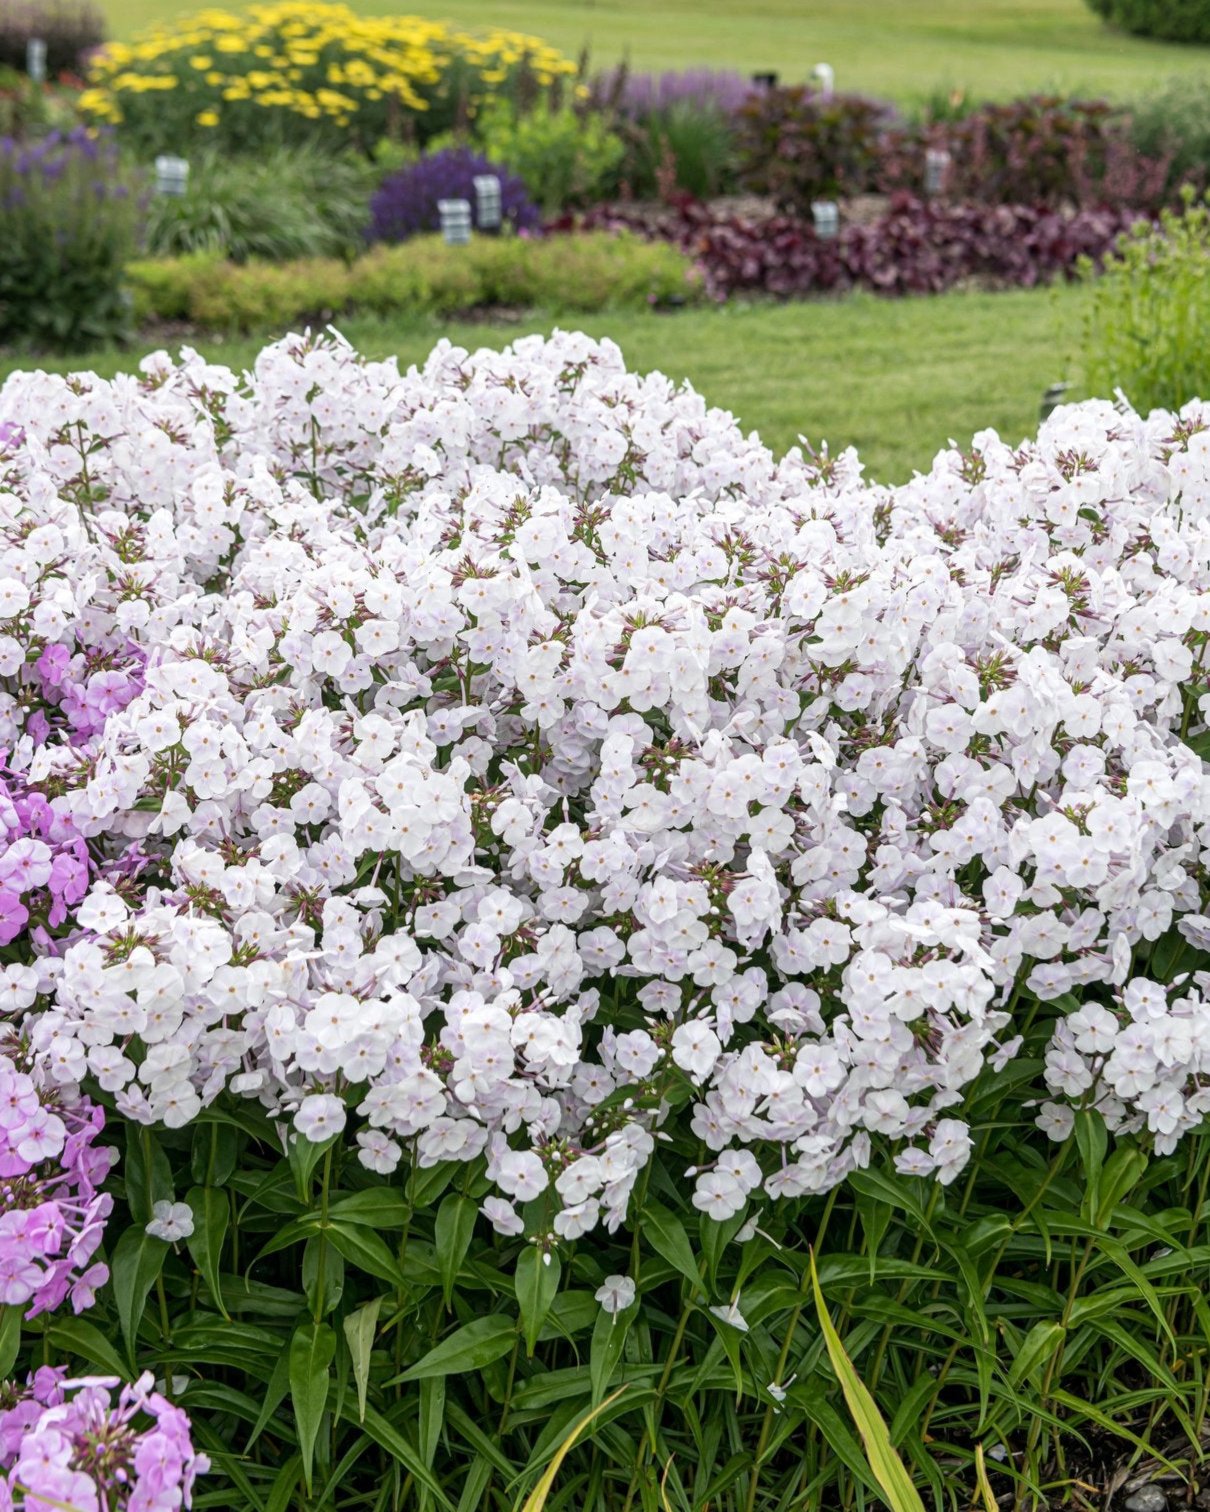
[80,2,575,148]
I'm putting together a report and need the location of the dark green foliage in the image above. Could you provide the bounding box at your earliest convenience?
[1086,0,1210,40]
[12,919,1210,1512]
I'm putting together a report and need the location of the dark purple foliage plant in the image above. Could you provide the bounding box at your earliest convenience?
[559,194,1141,300]
[0,0,105,78]
[368,147,540,244]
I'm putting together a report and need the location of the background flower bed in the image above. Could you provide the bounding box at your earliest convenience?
[5,327,1210,1512]
[125,231,701,329]
[557,194,1146,300]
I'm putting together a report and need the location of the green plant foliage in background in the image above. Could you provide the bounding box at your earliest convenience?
[1126,75,1210,198]
[143,147,376,264]
[126,232,702,331]
[468,100,627,216]
[618,101,740,202]
[1080,189,1210,413]
[0,129,141,349]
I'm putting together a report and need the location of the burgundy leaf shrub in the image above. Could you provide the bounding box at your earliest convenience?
[735,85,896,209]
[558,194,1144,300]
[881,96,1173,211]
[0,0,104,78]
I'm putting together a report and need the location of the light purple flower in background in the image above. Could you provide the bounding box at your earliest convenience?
[0,1048,114,1319]
[592,66,759,119]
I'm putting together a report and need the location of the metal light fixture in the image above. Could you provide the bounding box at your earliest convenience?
[26,37,47,83]
[1039,382,1071,422]
[924,146,951,197]
[751,71,778,89]
[811,62,834,97]
[811,200,839,239]
[438,197,473,245]
[154,155,190,196]
[472,174,502,232]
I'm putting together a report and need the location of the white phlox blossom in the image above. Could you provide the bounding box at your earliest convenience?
[4,331,1210,1244]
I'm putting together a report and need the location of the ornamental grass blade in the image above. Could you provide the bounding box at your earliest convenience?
[516,1387,628,1512]
[808,1248,927,1512]
[974,1445,997,1512]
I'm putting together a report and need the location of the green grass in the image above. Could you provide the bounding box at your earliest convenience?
[0,283,1089,482]
[98,0,1210,101]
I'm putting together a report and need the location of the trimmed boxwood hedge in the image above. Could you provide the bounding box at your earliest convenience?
[1085,0,1210,42]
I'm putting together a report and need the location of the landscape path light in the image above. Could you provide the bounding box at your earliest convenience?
[812,62,834,97]
[26,38,47,83]
[473,174,502,232]
[1040,381,1071,422]
[154,155,190,196]
[811,200,839,239]
[751,71,778,88]
[438,197,473,245]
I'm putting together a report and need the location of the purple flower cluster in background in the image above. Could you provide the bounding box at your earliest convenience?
[0,1369,208,1512]
[0,1045,113,1317]
[368,147,540,244]
[0,127,139,346]
[591,67,758,120]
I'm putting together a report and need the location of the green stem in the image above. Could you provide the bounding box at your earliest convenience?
[313,1145,334,1324]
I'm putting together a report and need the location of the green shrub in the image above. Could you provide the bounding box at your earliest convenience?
[1085,0,1210,40]
[0,128,140,349]
[125,250,218,322]
[144,146,374,263]
[189,257,353,330]
[619,100,740,200]
[522,231,700,309]
[1128,76,1210,195]
[470,99,626,214]
[1080,190,1210,412]
[126,231,702,332]
[346,240,486,315]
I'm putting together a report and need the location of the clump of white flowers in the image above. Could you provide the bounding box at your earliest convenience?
[4,328,1210,1245]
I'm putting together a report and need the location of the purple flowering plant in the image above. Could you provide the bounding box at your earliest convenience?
[367,147,540,244]
[0,127,139,349]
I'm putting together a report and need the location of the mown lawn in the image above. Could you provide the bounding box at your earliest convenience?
[99,0,1210,101]
[0,283,1091,483]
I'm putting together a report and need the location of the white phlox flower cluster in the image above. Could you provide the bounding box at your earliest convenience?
[4,329,1210,1242]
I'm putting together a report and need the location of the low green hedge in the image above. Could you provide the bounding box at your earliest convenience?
[1085,0,1210,41]
[126,232,703,333]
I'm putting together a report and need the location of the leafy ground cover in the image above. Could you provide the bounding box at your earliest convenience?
[0,284,1088,483]
[97,0,1210,102]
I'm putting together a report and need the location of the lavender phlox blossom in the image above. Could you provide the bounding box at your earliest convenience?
[0,1048,114,1318]
[0,1369,208,1512]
